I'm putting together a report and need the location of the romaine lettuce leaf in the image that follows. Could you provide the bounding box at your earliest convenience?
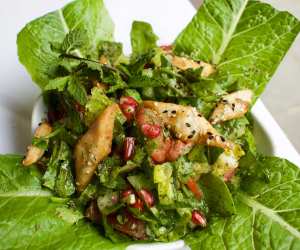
[200,173,236,216]
[17,0,114,89]
[174,0,300,100]
[153,163,175,205]
[0,155,130,250]
[185,156,300,249]
[130,21,158,56]
[84,87,113,125]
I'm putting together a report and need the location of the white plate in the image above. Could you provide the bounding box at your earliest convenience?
[1,0,300,249]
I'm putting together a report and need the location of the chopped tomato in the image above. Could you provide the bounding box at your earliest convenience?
[151,137,172,163]
[167,140,192,162]
[186,178,203,200]
[151,138,191,164]
[141,123,161,139]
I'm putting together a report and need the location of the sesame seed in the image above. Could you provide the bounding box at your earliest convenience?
[208,135,214,140]
[188,135,193,139]
[232,103,236,110]
[207,132,213,136]
[191,130,196,135]
[198,114,202,117]
[163,110,168,113]
[221,99,228,104]
[171,110,176,114]
[185,123,191,127]
[220,136,225,142]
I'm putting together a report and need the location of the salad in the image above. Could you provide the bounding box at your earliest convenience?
[1,0,300,249]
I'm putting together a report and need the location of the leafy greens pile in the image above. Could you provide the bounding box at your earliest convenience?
[1,0,300,249]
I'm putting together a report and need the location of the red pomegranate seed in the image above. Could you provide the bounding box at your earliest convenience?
[191,210,207,227]
[119,96,139,121]
[123,137,136,161]
[121,189,134,198]
[131,198,144,211]
[138,189,155,207]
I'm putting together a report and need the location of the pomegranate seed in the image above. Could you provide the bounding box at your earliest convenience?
[141,123,161,139]
[111,194,119,204]
[121,189,137,205]
[119,96,139,121]
[191,210,207,227]
[131,198,144,211]
[123,137,136,161]
[138,189,155,207]
[120,96,138,106]
[121,189,134,198]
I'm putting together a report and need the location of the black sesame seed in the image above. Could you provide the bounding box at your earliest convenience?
[221,99,228,104]
[207,132,213,136]
[220,136,225,142]
[198,114,202,117]
[185,123,191,127]
[188,135,193,139]
[208,135,214,140]
[192,130,196,135]
[232,103,236,110]
[171,110,176,114]
[163,110,168,113]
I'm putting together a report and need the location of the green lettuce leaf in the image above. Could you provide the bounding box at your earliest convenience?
[185,156,300,249]
[84,87,112,125]
[0,155,130,250]
[153,163,176,205]
[130,21,158,56]
[200,174,236,216]
[98,41,123,65]
[174,0,300,99]
[17,0,114,89]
